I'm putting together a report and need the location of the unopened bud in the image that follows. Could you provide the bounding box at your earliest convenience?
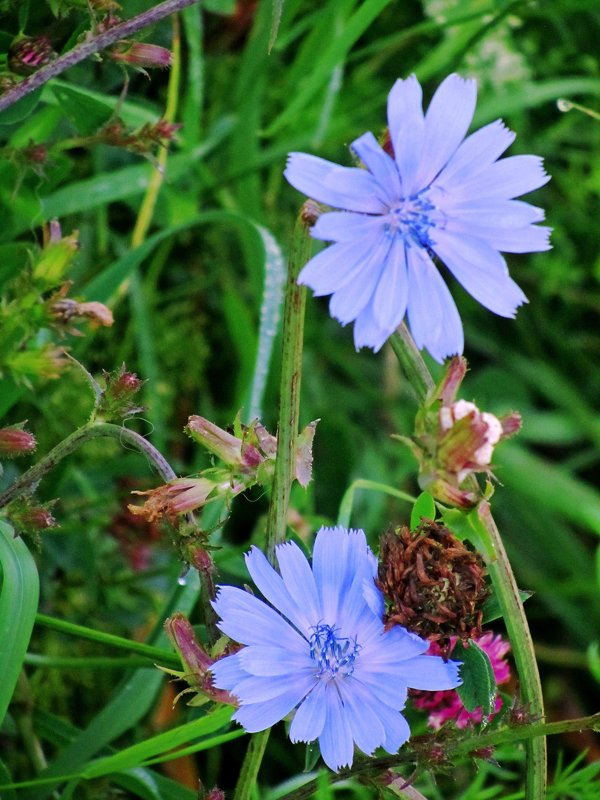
[165,613,213,675]
[186,416,246,466]
[164,613,236,705]
[98,365,144,419]
[438,356,468,406]
[7,345,68,380]
[9,499,57,534]
[0,424,36,457]
[9,36,56,75]
[109,41,172,69]
[33,230,79,289]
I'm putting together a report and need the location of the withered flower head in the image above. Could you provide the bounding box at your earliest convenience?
[376,520,488,655]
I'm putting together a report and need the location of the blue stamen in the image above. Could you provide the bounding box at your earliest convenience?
[309,623,361,679]
[385,190,438,248]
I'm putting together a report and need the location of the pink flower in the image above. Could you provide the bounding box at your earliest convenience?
[412,632,511,729]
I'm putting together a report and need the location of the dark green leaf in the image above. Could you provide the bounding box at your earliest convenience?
[0,88,43,126]
[455,640,496,720]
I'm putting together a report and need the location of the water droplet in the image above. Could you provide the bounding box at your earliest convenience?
[557,98,572,113]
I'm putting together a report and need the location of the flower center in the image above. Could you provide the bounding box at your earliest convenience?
[309,623,360,679]
[385,190,439,248]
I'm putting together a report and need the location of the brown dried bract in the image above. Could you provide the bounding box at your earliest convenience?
[376,520,489,656]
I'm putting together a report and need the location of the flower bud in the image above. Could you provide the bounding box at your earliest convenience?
[186,416,249,467]
[109,42,172,69]
[33,230,79,290]
[7,345,68,381]
[0,424,36,458]
[403,357,521,508]
[8,36,56,75]
[98,365,144,419]
[8,499,57,535]
[164,613,236,706]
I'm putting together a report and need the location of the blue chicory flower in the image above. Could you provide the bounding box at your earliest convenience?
[211,526,461,771]
[284,74,551,362]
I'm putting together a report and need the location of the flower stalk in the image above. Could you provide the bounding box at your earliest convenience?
[264,207,312,563]
[0,422,175,509]
[389,328,547,799]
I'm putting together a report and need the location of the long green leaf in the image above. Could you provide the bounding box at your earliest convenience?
[0,520,40,724]
[20,570,201,800]
[264,0,393,136]
[82,706,234,778]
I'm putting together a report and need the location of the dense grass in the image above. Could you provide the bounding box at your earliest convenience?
[1,0,599,797]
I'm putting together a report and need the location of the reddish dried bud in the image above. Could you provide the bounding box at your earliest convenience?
[128,476,243,522]
[150,119,182,142]
[9,36,57,75]
[203,788,225,800]
[438,356,468,406]
[51,296,114,329]
[9,500,57,534]
[300,199,321,227]
[471,745,496,760]
[109,41,172,69]
[98,364,144,419]
[187,546,215,576]
[0,424,36,457]
[16,140,49,176]
[377,521,489,653]
[165,613,214,675]
[164,613,237,706]
[500,412,522,438]
[186,416,246,466]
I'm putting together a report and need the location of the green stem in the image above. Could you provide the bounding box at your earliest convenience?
[478,503,547,797]
[233,728,271,800]
[264,206,312,563]
[0,421,175,509]
[389,328,547,799]
[34,613,180,667]
[390,325,435,402]
[278,712,600,800]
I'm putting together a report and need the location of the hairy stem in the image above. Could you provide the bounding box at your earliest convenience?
[233,728,271,800]
[388,329,547,799]
[264,208,311,564]
[0,0,201,113]
[0,421,175,508]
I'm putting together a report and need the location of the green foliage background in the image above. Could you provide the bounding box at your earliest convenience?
[1,0,599,797]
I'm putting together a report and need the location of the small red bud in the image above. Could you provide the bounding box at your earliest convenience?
[9,36,56,75]
[109,42,172,69]
[0,425,36,457]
